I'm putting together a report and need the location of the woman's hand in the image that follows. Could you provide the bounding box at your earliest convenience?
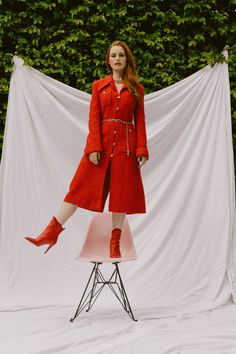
[137,155,147,168]
[89,152,101,165]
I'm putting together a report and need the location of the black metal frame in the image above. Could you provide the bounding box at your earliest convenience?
[70,261,137,322]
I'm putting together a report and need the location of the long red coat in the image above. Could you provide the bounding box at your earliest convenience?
[63,74,149,214]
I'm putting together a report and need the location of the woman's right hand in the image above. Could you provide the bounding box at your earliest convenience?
[88,152,101,165]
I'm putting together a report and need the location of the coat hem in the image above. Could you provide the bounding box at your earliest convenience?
[63,196,146,214]
[63,196,104,213]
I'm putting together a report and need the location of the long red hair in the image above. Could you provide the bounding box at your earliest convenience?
[105,40,142,104]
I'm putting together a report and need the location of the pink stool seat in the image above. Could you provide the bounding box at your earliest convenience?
[75,212,137,262]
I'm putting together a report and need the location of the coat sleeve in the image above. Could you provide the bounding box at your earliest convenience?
[134,84,149,160]
[84,80,103,155]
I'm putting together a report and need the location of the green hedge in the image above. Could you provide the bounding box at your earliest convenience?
[1,0,236,167]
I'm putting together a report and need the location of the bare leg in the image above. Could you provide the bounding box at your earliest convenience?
[55,201,78,226]
[112,212,126,229]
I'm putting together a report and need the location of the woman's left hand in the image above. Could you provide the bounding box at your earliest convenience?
[137,156,147,168]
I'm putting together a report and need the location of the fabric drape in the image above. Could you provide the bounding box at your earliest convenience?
[0,54,235,315]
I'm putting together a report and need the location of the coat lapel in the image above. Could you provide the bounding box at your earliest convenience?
[97,74,128,92]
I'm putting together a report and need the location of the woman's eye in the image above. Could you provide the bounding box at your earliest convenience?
[111,53,125,57]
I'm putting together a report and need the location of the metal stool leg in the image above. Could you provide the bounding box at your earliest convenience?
[70,262,98,321]
[113,262,137,321]
[86,262,99,312]
[70,262,137,322]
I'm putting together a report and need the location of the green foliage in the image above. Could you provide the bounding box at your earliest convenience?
[1,0,236,171]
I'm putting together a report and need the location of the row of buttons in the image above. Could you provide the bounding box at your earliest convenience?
[117,95,120,111]
[111,130,117,158]
[101,90,128,158]
[116,95,120,111]
[101,90,123,157]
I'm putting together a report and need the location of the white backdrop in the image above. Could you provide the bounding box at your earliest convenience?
[0,53,236,353]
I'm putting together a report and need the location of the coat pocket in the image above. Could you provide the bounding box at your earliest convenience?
[100,90,111,107]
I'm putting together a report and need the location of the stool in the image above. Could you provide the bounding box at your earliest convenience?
[70,212,138,322]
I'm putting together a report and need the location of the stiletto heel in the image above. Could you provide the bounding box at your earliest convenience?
[44,243,55,254]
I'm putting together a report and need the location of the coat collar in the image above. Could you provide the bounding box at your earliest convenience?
[97,74,127,91]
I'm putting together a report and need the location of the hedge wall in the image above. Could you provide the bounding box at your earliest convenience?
[1,0,236,166]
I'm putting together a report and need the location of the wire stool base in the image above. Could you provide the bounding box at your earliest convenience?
[70,261,137,322]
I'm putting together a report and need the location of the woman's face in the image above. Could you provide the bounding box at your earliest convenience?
[109,45,127,73]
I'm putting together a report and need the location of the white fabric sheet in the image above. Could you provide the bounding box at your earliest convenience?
[0,53,235,353]
[0,302,236,354]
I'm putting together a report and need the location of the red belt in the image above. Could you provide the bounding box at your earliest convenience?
[101,118,133,156]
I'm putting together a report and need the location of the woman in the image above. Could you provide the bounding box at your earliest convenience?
[25,40,149,258]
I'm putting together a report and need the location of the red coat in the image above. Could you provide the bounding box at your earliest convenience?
[64,74,149,214]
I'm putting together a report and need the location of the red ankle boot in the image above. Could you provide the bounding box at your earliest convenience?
[110,228,122,258]
[25,216,65,254]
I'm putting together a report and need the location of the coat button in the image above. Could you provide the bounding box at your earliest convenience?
[116,107,119,110]
[117,96,120,99]
[103,91,106,94]
[114,130,117,134]
[110,154,113,157]
[113,142,116,146]
[129,129,132,132]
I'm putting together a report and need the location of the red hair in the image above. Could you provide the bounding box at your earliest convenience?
[105,40,142,104]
